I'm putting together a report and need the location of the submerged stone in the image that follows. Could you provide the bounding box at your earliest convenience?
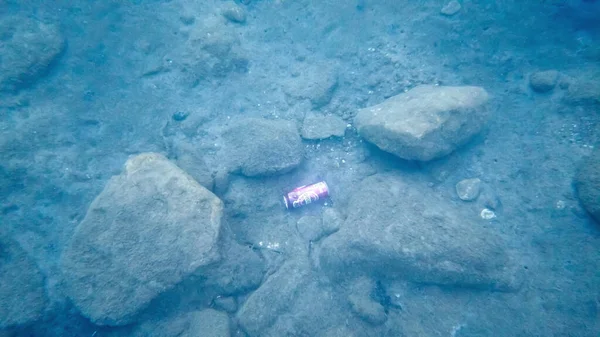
[319,173,521,291]
[564,80,600,106]
[576,148,600,224]
[355,85,490,161]
[0,235,48,329]
[222,2,247,23]
[456,178,482,201]
[301,114,347,140]
[221,118,303,176]
[61,153,223,326]
[0,16,65,92]
[132,309,230,337]
[529,70,559,93]
[441,0,462,16]
[237,260,309,336]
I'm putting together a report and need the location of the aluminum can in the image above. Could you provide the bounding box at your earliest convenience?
[283,181,329,209]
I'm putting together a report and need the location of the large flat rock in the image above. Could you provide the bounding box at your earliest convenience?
[319,173,520,291]
[60,153,223,326]
[355,85,490,161]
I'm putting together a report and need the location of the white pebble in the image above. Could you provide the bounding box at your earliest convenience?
[441,0,462,16]
[480,208,496,220]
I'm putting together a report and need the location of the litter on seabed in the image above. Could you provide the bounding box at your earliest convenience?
[283,181,329,209]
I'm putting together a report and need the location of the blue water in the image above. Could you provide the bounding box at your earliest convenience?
[0,1,599,336]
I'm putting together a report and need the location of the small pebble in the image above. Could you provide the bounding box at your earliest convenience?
[455,178,481,201]
[222,3,247,23]
[480,208,496,220]
[441,0,462,16]
[172,111,189,121]
[179,14,195,25]
[213,296,237,313]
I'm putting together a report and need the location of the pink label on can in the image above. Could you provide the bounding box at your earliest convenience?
[284,181,329,209]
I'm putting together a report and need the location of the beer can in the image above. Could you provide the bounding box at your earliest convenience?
[283,181,329,209]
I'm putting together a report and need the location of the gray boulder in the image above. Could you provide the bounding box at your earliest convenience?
[60,153,223,326]
[319,173,520,291]
[564,80,600,106]
[222,118,303,176]
[237,259,309,336]
[204,240,267,296]
[0,235,48,329]
[529,70,559,93]
[355,85,490,161]
[576,148,600,223]
[283,65,338,109]
[348,294,387,326]
[296,208,341,242]
[132,309,230,337]
[0,16,65,92]
[178,19,248,86]
[347,277,387,326]
[301,114,347,140]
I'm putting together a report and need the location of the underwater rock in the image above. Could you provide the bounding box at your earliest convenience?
[319,173,521,291]
[355,85,490,161]
[0,235,48,329]
[296,211,340,242]
[347,277,387,326]
[178,18,248,86]
[564,80,600,106]
[221,118,303,176]
[0,16,65,92]
[529,70,559,93]
[179,13,196,26]
[257,280,352,337]
[60,153,223,326]
[284,64,338,109]
[237,259,309,336]
[324,326,358,337]
[171,140,216,190]
[301,114,347,140]
[222,2,247,23]
[575,148,600,223]
[456,178,482,201]
[348,294,387,326]
[321,208,343,236]
[175,152,215,191]
[296,215,324,241]
[440,0,462,16]
[213,296,237,313]
[132,309,230,337]
[203,240,267,296]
